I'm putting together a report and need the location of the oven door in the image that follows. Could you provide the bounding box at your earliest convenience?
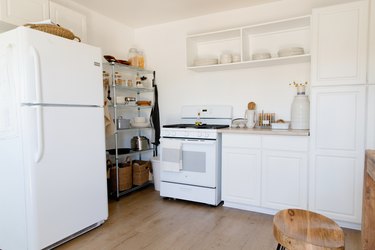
[160,138,217,187]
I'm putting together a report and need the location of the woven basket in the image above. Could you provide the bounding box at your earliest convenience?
[24,24,81,42]
[132,160,151,186]
[110,157,132,192]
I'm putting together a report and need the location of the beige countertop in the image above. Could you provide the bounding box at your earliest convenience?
[218,127,310,136]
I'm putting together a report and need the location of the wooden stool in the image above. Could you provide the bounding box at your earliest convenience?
[273,209,345,250]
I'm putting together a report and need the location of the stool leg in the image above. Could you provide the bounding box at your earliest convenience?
[276,243,286,250]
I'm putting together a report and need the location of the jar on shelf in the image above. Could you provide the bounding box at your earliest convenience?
[128,48,138,67]
[138,50,145,69]
[114,72,124,85]
[135,73,143,88]
[102,71,109,86]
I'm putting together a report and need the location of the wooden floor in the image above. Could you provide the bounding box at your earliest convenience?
[57,186,361,250]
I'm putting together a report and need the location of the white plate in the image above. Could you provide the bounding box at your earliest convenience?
[130,121,150,128]
[194,58,218,66]
[278,47,304,57]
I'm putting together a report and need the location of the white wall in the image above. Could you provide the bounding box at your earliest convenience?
[51,0,134,59]
[134,0,356,125]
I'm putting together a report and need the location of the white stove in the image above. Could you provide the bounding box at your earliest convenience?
[159,105,232,206]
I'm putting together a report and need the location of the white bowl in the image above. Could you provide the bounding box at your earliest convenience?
[252,52,271,60]
[134,117,146,123]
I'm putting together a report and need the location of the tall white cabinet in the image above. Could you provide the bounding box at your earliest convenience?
[310,0,368,86]
[0,0,49,26]
[49,2,87,43]
[309,86,366,224]
[310,1,368,228]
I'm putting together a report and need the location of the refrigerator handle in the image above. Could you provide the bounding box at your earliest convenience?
[35,106,44,163]
[30,46,42,104]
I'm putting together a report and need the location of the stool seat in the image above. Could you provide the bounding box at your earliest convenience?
[273,209,345,250]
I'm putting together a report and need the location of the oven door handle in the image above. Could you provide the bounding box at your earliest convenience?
[181,140,216,145]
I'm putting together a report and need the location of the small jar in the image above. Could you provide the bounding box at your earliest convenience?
[135,73,142,88]
[138,50,145,69]
[102,71,110,86]
[114,72,123,85]
[128,48,138,67]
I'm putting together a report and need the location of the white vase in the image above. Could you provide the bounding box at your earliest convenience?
[291,94,310,129]
[245,110,256,128]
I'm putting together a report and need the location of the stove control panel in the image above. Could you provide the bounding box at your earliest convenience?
[161,128,218,139]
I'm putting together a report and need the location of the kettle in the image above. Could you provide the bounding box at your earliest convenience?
[131,136,150,151]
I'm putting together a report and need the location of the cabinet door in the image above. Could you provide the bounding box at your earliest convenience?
[367,85,375,149]
[261,150,307,210]
[0,0,49,26]
[49,2,87,43]
[311,1,368,86]
[222,147,261,206]
[309,85,366,224]
[369,0,375,84]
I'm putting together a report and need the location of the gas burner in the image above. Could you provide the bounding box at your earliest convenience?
[163,124,229,129]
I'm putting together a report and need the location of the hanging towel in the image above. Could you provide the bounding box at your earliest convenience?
[103,76,115,136]
[150,71,160,155]
[160,139,182,172]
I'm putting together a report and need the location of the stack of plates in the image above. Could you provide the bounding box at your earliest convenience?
[252,52,271,60]
[194,58,218,66]
[232,54,241,63]
[278,47,304,57]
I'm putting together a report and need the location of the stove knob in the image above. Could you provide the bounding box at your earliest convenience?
[171,131,176,137]
[205,133,210,138]
[184,131,190,137]
[197,132,202,137]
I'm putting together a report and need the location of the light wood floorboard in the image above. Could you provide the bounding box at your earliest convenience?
[57,186,361,250]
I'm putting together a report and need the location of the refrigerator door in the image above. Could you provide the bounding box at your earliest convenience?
[15,27,103,106]
[0,39,28,250]
[21,105,108,249]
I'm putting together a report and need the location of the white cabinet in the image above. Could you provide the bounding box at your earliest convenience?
[222,134,261,207]
[367,85,375,149]
[369,0,375,84]
[49,2,87,43]
[311,1,368,86]
[309,86,366,225]
[186,15,310,71]
[261,136,308,210]
[222,147,261,207]
[0,0,49,26]
[221,133,308,212]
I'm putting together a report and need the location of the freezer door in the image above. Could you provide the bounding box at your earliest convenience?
[21,105,108,249]
[16,27,103,106]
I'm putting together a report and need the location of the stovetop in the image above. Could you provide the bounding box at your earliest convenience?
[163,124,229,129]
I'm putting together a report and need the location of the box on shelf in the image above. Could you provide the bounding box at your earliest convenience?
[132,160,151,186]
[109,158,132,192]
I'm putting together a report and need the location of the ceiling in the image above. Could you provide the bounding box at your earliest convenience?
[69,0,279,28]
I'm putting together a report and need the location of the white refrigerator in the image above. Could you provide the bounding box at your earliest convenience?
[0,27,108,249]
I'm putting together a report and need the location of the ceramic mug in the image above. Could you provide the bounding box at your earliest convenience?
[245,110,256,128]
